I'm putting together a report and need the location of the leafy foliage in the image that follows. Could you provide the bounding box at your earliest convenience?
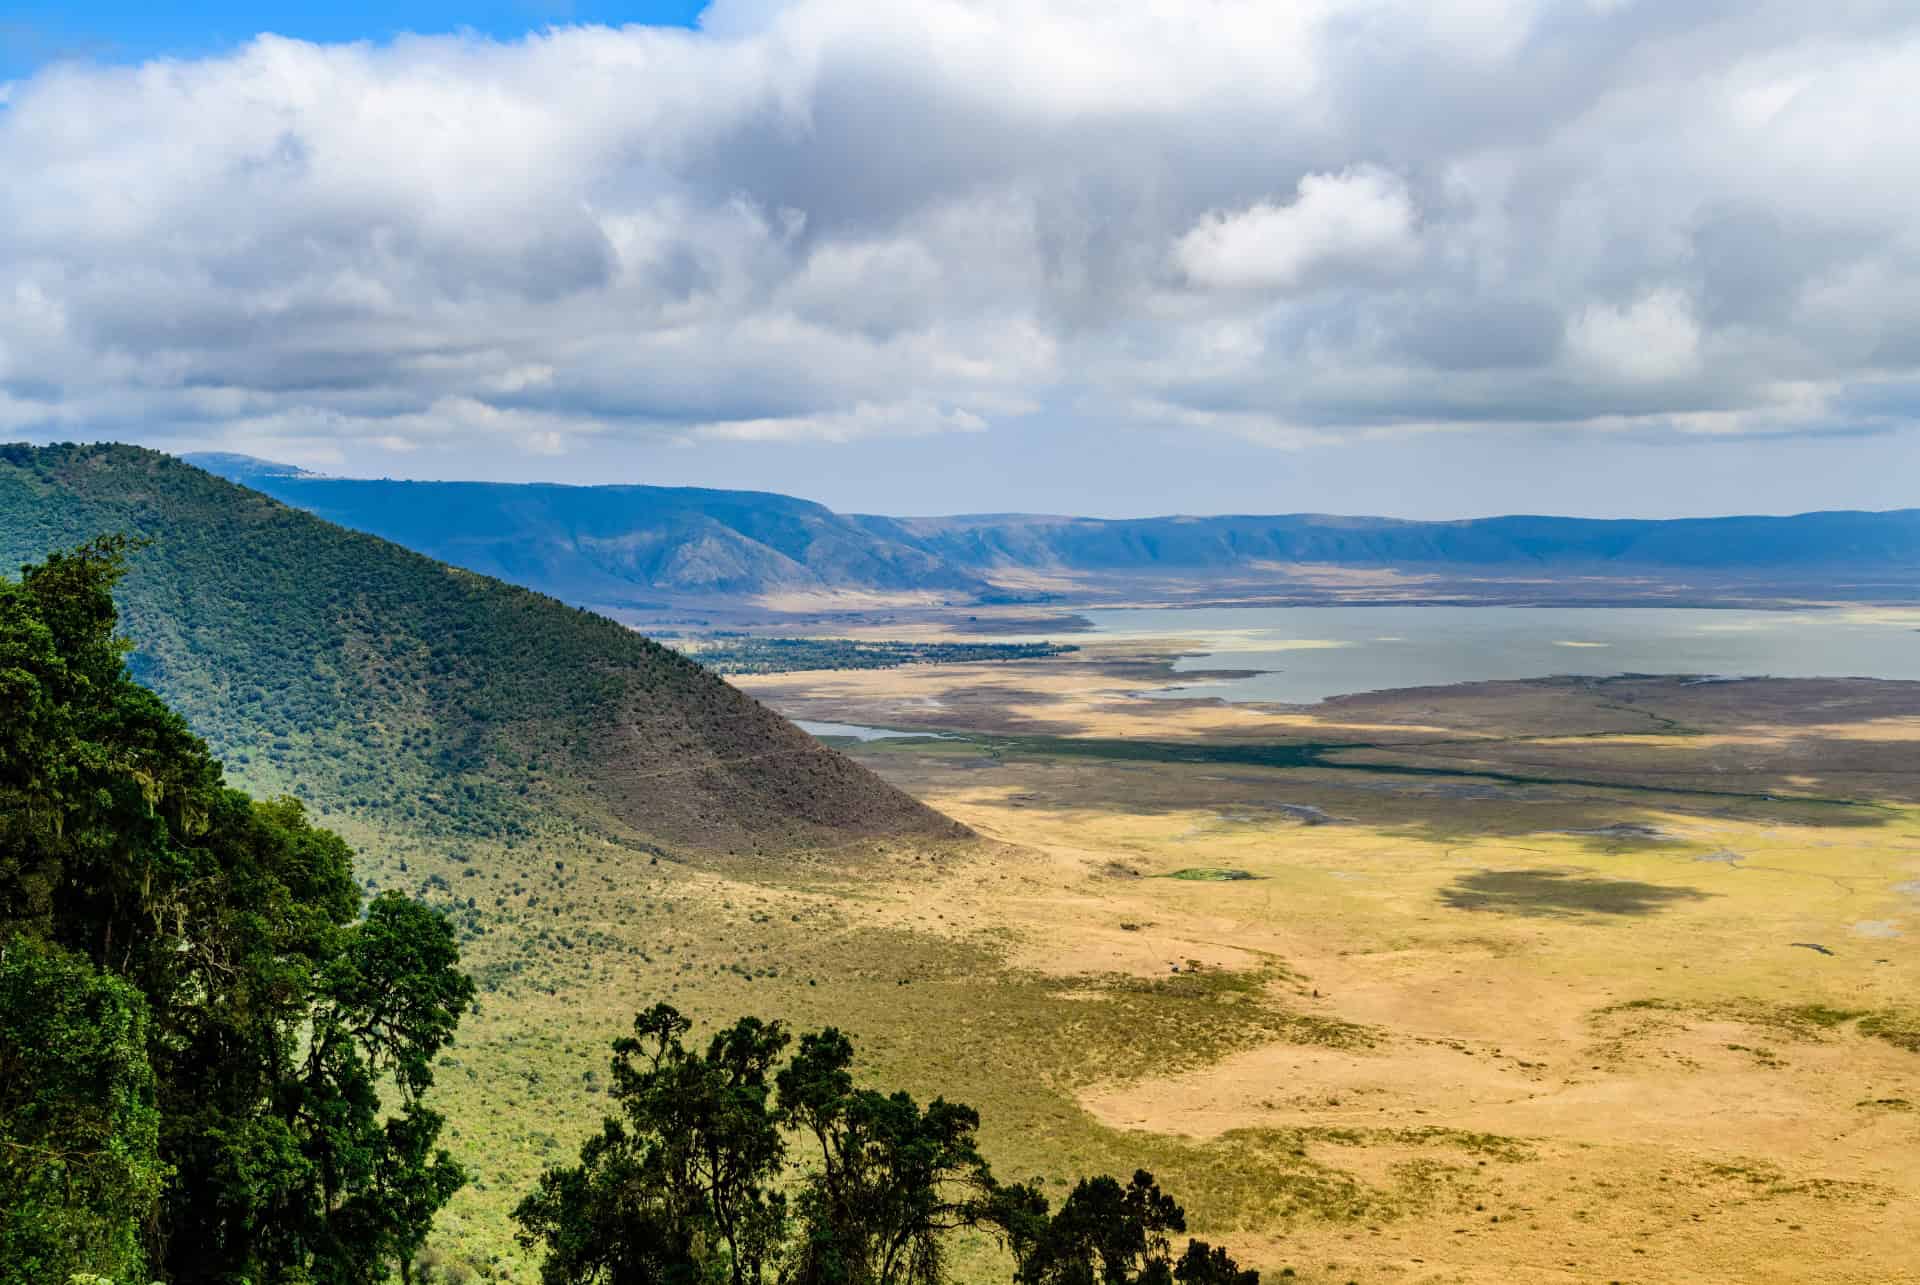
[1000,1170,1187,1285]
[0,537,474,1284]
[0,937,166,1285]
[516,1007,1257,1285]
[512,1004,792,1285]
[777,1030,999,1285]
[1169,1241,1259,1285]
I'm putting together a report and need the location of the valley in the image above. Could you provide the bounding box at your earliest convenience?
[401,631,1920,1283]
[724,640,1920,1284]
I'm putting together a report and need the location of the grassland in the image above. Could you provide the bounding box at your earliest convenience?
[718,648,1920,1284]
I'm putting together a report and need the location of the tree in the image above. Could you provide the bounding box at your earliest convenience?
[513,1003,790,1285]
[518,1011,1261,1285]
[0,937,167,1284]
[777,1029,1000,1285]
[0,537,474,1284]
[1171,1242,1257,1285]
[1003,1170,1183,1285]
[289,892,476,1282]
[999,1171,1255,1285]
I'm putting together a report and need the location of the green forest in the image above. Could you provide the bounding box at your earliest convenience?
[0,538,472,1283]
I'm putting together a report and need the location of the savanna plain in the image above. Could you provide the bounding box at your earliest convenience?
[407,614,1920,1285]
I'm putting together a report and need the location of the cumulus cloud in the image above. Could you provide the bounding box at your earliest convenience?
[1174,168,1421,292]
[1567,289,1702,384]
[3,0,1920,468]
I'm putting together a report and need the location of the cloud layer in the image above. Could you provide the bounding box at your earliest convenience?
[4,0,1920,468]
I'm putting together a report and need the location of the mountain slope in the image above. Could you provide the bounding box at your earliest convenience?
[183,457,992,606]
[0,444,965,853]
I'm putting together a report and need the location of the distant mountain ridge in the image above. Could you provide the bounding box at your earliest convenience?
[186,452,1920,606]
[855,509,1920,572]
[185,458,993,605]
[2,444,964,854]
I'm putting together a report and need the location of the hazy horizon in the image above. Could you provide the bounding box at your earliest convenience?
[163,443,1918,524]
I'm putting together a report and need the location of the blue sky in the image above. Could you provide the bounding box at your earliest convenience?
[1,2,705,78]
[4,2,1920,518]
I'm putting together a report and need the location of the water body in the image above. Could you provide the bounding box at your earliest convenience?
[794,720,953,742]
[1079,605,1920,705]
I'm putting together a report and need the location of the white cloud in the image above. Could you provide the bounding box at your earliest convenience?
[688,400,988,443]
[1567,289,1703,384]
[1174,167,1421,292]
[0,0,1918,468]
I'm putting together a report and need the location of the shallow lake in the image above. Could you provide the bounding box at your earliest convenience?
[1078,605,1920,705]
[793,720,953,742]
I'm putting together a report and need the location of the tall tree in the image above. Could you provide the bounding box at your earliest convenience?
[777,1029,1001,1285]
[0,537,473,1283]
[513,1003,791,1285]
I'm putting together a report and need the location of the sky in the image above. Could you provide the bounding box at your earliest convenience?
[5,1,1920,519]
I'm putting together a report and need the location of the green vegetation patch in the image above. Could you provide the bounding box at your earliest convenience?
[1592,997,1920,1055]
[1858,1009,1920,1053]
[680,635,1076,674]
[1173,1125,1536,1230]
[1096,968,1376,1050]
[1162,868,1260,881]
[922,730,1888,815]
[1697,1159,1891,1203]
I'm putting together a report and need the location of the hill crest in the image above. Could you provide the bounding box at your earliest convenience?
[1,443,966,854]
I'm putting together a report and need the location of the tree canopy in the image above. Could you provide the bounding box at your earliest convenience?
[0,536,474,1284]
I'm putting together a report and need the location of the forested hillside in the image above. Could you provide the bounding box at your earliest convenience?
[0,444,963,854]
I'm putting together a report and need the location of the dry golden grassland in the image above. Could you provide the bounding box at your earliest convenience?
[390,642,1920,1283]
